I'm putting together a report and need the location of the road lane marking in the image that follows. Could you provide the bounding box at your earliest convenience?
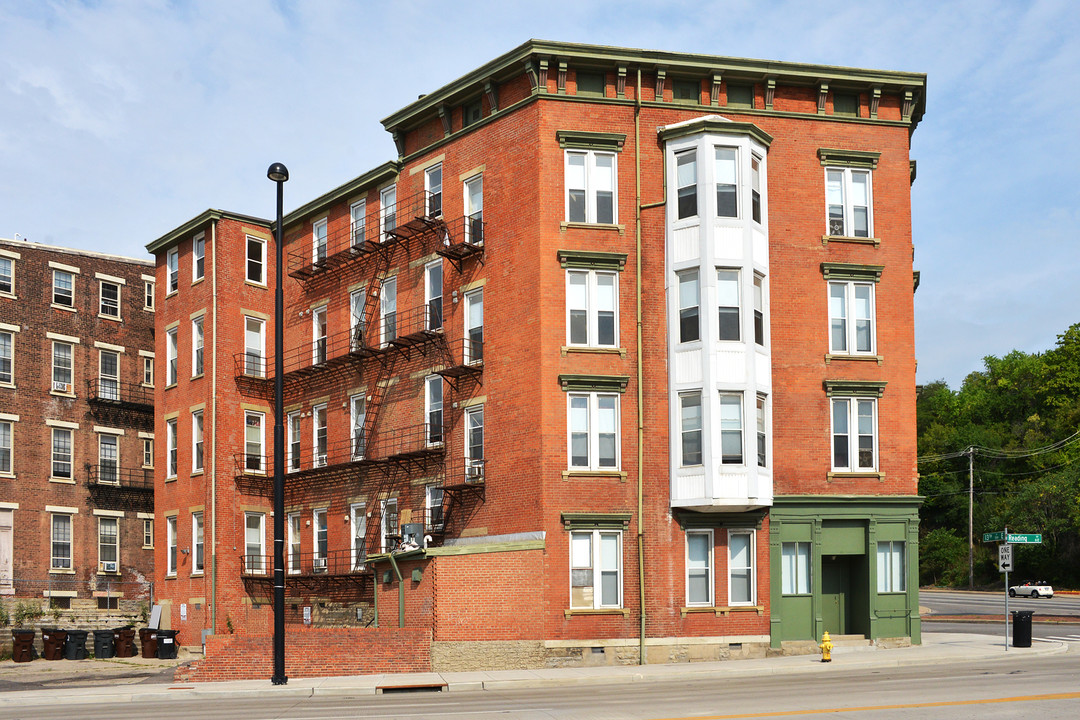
[649,691,1080,719]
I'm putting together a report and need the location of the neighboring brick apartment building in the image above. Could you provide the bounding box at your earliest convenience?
[0,237,155,609]
[147,40,925,672]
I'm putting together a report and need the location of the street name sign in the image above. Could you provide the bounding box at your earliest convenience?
[1006,534,1042,544]
[999,543,1013,572]
[983,531,1006,542]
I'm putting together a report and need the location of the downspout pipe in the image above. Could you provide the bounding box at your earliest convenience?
[387,553,405,628]
[635,67,646,666]
[210,219,218,637]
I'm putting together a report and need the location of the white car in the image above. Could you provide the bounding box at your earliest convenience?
[1009,581,1054,598]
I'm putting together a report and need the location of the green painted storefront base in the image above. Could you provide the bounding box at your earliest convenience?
[768,495,922,648]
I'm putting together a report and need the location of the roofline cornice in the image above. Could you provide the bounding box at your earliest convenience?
[146,209,270,255]
[280,161,400,231]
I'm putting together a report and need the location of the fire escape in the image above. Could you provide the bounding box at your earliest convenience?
[85,379,154,513]
[234,189,486,600]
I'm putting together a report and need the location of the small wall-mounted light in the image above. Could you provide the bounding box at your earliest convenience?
[181,548,190,555]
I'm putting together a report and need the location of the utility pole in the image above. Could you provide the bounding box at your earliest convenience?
[968,446,974,590]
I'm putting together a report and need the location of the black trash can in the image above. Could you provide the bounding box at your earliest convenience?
[93,629,115,659]
[63,629,89,660]
[11,629,37,663]
[155,629,178,659]
[42,628,66,660]
[113,626,136,658]
[1012,610,1034,648]
[139,628,157,659]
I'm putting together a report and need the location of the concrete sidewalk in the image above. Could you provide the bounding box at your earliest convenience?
[0,633,1069,708]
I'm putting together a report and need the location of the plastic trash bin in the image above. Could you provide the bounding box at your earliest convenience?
[63,629,89,660]
[93,629,115,659]
[156,629,178,659]
[113,626,136,658]
[42,628,66,660]
[11,629,37,663]
[139,628,157,659]
[1012,610,1034,648]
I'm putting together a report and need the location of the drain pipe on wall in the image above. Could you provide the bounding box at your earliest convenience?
[210,219,219,636]
[635,68,646,666]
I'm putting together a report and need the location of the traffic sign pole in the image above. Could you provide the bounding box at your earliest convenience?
[1004,527,1009,651]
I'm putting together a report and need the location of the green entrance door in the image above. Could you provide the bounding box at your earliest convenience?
[821,556,852,636]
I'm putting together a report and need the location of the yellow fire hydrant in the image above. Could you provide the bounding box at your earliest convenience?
[819,631,833,663]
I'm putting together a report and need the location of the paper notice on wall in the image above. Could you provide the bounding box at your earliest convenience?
[180,603,188,621]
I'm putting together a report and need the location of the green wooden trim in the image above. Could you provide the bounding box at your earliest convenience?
[558,374,630,393]
[146,209,270,254]
[770,495,922,517]
[909,160,917,184]
[913,270,921,293]
[658,118,773,148]
[675,509,765,530]
[424,539,545,556]
[820,262,884,282]
[561,512,631,530]
[281,162,401,230]
[818,148,880,169]
[556,130,626,151]
[557,249,627,271]
[823,380,887,398]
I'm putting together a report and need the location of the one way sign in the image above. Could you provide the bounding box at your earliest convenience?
[999,543,1013,572]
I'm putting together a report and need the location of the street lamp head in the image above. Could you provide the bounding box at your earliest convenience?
[267,162,289,183]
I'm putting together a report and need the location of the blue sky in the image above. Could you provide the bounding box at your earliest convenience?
[1,0,1077,389]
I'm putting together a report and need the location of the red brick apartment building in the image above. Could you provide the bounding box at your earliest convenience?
[147,41,925,675]
[0,238,155,610]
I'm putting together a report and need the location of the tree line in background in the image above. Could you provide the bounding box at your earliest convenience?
[917,323,1080,589]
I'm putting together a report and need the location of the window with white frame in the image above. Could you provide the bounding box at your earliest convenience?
[98,517,118,572]
[52,341,73,393]
[287,411,301,471]
[192,410,204,473]
[753,273,765,346]
[686,530,713,606]
[350,199,367,248]
[831,397,877,471]
[0,257,12,295]
[0,330,13,385]
[828,281,875,354]
[313,508,327,571]
[426,486,444,531]
[719,392,743,465]
[98,349,119,400]
[380,185,397,239]
[312,305,327,365]
[166,327,178,385]
[380,498,398,552]
[679,392,703,467]
[678,270,699,343]
[193,512,204,573]
[350,288,366,350]
[0,420,12,475]
[465,405,484,482]
[144,279,155,309]
[567,270,617,347]
[565,150,616,224]
[715,147,738,218]
[164,516,177,575]
[876,540,906,592]
[425,261,443,331]
[781,541,811,594]
[99,281,120,318]
[751,154,763,224]
[465,174,483,244]
[350,504,366,570]
[53,270,74,307]
[826,167,871,237]
[426,164,443,217]
[52,428,73,479]
[717,269,740,341]
[167,248,179,293]
[350,395,365,460]
[246,236,266,284]
[166,418,177,478]
[142,356,154,386]
[244,512,264,573]
[756,394,768,468]
[143,518,153,548]
[51,514,72,570]
[465,288,483,363]
[570,529,621,608]
[425,375,443,445]
[313,404,327,467]
[245,412,264,473]
[568,392,619,470]
[312,218,328,264]
[98,433,118,484]
[288,512,301,574]
[244,317,265,377]
[193,233,205,281]
[729,530,755,604]
[380,276,397,345]
[142,438,153,468]
[192,316,204,376]
[676,150,697,219]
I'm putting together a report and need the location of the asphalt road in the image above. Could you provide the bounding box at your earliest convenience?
[5,647,1079,720]
[921,589,1080,618]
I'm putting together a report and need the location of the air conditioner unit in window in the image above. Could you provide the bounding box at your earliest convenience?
[465,464,484,483]
[52,381,71,393]
[316,454,327,468]
[313,557,327,573]
[100,561,117,573]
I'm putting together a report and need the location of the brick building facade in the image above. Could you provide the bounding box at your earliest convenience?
[0,238,155,610]
[147,41,926,676]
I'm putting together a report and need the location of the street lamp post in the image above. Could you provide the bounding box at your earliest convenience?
[267,162,289,685]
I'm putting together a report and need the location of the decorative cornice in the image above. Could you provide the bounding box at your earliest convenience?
[676,509,766,530]
[765,77,776,110]
[558,374,630,393]
[557,249,627,271]
[557,60,568,94]
[437,104,451,137]
[817,148,880,169]
[561,512,631,530]
[556,130,627,152]
[817,81,829,114]
[820,262,884,282]
[710,72,723,106]
[658,118,773,148]
[909,160,917,185]
[147,209,270,254]
[655,66,667,102]
[483,79,499,112]
[913,270,921,293]
[616,65,627,97]
[823,380,887,398]
[870,86,882,119]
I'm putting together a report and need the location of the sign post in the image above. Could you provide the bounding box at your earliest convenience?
[984,527,1043,651]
